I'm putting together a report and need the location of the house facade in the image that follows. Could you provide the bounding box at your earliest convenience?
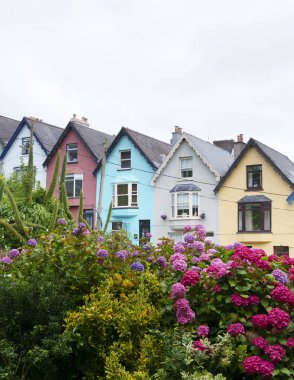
[152,127,234,242]
[0,117,63,187]
[44,115,114,227]
[215,139,294,257]
[95,127,171,243]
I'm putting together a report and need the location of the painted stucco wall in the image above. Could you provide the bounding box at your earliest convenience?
[96,134,155,244]
[2,124,47,187]
[46,128,97,220]
[153,140,220,242]
[218,147,294,256]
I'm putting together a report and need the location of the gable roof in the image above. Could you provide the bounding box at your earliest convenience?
[213,139,234,155]
[152,132,234,184]
[43,120,115,166]
[94,127,171,174]
[0,117,63,159]
[215,138,294,193]
[0,116,20,146]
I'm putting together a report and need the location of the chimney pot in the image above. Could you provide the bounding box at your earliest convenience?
[237,134,244,143]
[175,126,183,135]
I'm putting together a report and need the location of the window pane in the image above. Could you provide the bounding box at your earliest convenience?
[112,221,123,230]
[121,151,131,159]
[121,160,131,169]
[247,165,262,188]
[238,209,243,230]
[22,137,30,155]
[180,158,192,168]
[181,169,193,178]
[132,184,137,192]
[65,178,74,197]
[67,150,77,162]
[274,246,289,256]
[75,179,83,197]
[245,204,261,231]
[117,195,128,206]
[264,209,270,230]
[117,184,128,195]
[131,195,137,206]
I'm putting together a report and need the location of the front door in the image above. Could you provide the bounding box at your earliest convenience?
[139,220,150,239]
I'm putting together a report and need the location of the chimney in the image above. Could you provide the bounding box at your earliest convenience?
[70,114,89,127]
[171,126,183,145]
[234,134,245,159]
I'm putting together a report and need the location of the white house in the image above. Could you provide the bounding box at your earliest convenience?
[151,127,234,243]
[0,116,63,187]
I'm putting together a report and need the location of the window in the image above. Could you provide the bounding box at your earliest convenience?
[180,157,193,178]
[273,246,289,256]
[113,183,138,208]
[67,143,78,163]
[83,209,94,229]
[65,174,83,198]
[21,137,30,155]
[238,201,271,232]
[247,165,262,189]
[112,221,123,231]
[120,150,131,169]
[171,192,199,218]
[14,167,22,173]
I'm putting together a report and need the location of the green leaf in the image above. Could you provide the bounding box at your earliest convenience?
[273,369,280,376]
[281,368,291,376]
[240,294,249,298]
[261,299,269,308]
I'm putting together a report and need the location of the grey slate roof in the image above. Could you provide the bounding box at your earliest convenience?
[253,139,294,184]
[0,116,19,145]
[170,183,201,192]
[72,121,115,161]
[238,195,272,203]
[213,139,234,155]
[25,117,63,154]
[185,132,234,177]
[124,128,171,169]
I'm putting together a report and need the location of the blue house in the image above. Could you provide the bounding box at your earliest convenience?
[94,127,171,243]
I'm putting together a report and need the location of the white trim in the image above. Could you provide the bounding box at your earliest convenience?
[151,133,221,184]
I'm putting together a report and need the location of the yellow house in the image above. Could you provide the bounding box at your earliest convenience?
[215,138,294,257]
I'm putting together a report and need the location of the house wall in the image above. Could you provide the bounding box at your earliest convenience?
[218,147,294,256]
[46,129,97,220]
[153,141,220,242]
[96,134,155,244]
[2,124,47,187]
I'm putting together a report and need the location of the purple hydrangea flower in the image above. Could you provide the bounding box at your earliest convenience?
[184,234,195,244]
[9,249,20,258]
[171,282,186,298]
[97,249,108,258]
[142,244,151,252]
[157,256,167,268]
[115,250,130,260]
[172,260,187,272]
[147,256,154,263]
[174,243,185,253]
[199,253,210,261]
[97,236,104,242]
[191,256,201,263]
[130,261,144,271]
[28,239,37,247]
[197,325,209,338]
[72,228,79,236]
[183,225,192,233]
[144,232,152,238]
[194,241,204,252]
[272,269,288,285]
[170,253,186,262]
[78,222,86,229]
[0,256,13,264]
[207,249,217,255]
[195,224,206,240]
[57,218,67,225]
[132,250,140,257]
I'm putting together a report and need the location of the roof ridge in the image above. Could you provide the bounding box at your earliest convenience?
[184,132,233,155]
[252,138,293,162]
[124,127,171,147]
[25,117,63,130]
[71,121,114,137]
[0,115,20,123]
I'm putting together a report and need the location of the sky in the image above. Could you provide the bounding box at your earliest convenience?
[1,0,294,160]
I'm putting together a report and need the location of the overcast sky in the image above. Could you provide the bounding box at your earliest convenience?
[1,0,294,160]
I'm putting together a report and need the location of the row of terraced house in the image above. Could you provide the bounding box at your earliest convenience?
[1,114,294,256]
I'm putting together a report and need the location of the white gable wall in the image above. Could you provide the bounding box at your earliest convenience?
[153,140,220,242]
[2,124,47,187]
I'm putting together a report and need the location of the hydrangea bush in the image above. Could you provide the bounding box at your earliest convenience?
[0,223,293,379]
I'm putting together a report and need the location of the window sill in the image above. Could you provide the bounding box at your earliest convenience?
[117,168,132,171]
[245,188,263,191]
[170,217,201,220]
[237,231,272,234]
[177,178,194,182]
[67,196,80,199]
[113,207,139,209]
[67,161,78,164]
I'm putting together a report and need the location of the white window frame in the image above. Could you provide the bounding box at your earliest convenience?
[171,191,199,219]
[65,174,83,198]
[180,157,193,178]
[113,183,138,208]
[21,137,30,155]
[120,150,131,169]
[67,143,78,163]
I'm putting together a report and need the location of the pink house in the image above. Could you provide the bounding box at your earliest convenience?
[44,115,114,227]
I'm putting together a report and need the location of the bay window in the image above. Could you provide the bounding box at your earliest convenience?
[238,196,271,232]
[170,183,200,218]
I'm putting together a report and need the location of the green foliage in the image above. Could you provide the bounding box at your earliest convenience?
[47,151,60,199]
[103,201,112,234]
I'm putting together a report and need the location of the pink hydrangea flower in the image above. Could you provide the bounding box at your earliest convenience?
[193,339,207,351]
[243,356,274,377]
[252,337,268,350]
[268,308,290,330]
[264,344,286,363]
[286,338,294,348]
[170,253,186,262]
[181,270,200,287]
[197,325,209,338]
[251,314,270,329]
[175,298,195,324]
[171,283,186,299]
[270,284,293,304]
[213,285,222,293]
[227,322,245,336]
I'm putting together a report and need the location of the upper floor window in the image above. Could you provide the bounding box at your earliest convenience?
[120,150,131,169]
[21,137,30,155]
[247,165,262,189]
[180,157,193,178]
[113,183,138,208]
[171,192,199,218]
[67,143,78,163]
[238,196,271,232]
[65,174,83,198]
